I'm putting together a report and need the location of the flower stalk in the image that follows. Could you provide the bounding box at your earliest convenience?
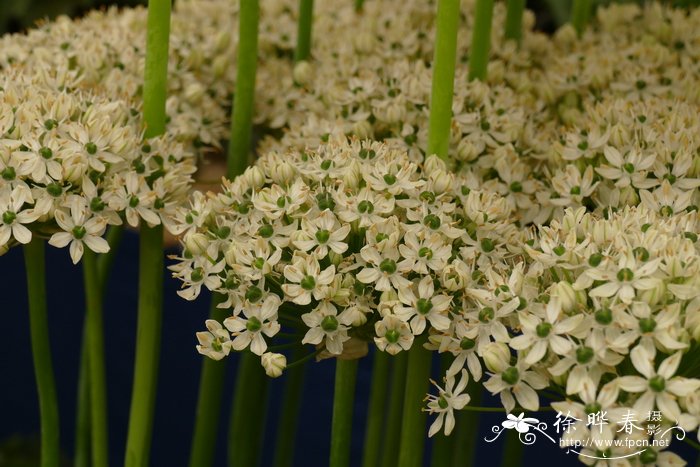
[330,358,359,467]
[272,347,307,467]
[188,295,227,467]
[468,0,494,82]
[361,351,389,467]
[126,223,165,467]
[426,0,460,161]
[294,0,314,62]
[571,0,591,37]
[23,239,60,467]
[125,0,170,464]
[228,352,269,467]
[380,353,407,467]
[397,341,432,467]
[504,0,525,43]
[227,0,260,178]
[83,250,109,467]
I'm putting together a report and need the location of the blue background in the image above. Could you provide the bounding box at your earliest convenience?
[1,231,698,466]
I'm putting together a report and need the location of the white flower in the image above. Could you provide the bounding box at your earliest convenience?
[483,358,547,413]
[396,276,451,335]
[0,186,38,246]
[356,245,411,292]
[426,369,471,437]
[617,347,700,422]
[374,314,413,355]
[282,253,336,305]
[196,319,232,361]
[293,209,351,257]
[223,295,281,355]
[49,198,109,263]
[301,301,352,355]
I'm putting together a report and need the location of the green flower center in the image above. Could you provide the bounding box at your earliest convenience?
[258,224,274,238]
[300,275,316,291]
[588,253,603,267]
[423,214,441,230]
[460,338,476,350]
[569,186,581,195]
[594,308,612,325]
[1,167,16,180]
[46,182,63,197]
[480,238,495,252]
[649,376,665,393]
[315,229,331,244]
[129,195,140,208]
[416,298,433,315]
[639,448,657,465]
[385,329,400,344]
[3,211,16,225]
[536,322,552,338]
[245,286,263,303]
[438,396,449,410]
[253,257,265,270]
[616,268,634,282]
[509,181,523,193]
[584,402,601,415]
[85,142,98,155]
[418,247,433,259]
[246,316,262,333]
[383,174,397,185]
[321,315,339,332]
[90,197,105,212]
[576,346,594,364]
[379,259,397,274]
[622,162,635,174]
[39,146,53,159]
[190,267,204,282]
[501,367,519,385]
[639,317,656,333]
[358,200,374,214]
[478,307,495,323]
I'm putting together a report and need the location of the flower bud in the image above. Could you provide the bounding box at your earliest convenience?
[261,352,286,378]
[638,279,666,306]
[185,82,206,104]
[487,60,505,84]
[553,281,578,312]
[424,154,447,175]
[554,24,577,45]
[215,30,231,53]
[618,186,639,206]
[186,48,204,69]
[609,124,629,147]
[293,60,312,86]
[244,166,266,190]
[352,120,373,140]
[270,160,296,185]
[429,169,453,194]
[342,159,362,190]
[456,139,480,162]
[213,55,229,78]
[185,232,209,256]
[482,342,511,373]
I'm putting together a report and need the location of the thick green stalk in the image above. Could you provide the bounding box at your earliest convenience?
[294,0,314,62]
[228,351,269,467]
[188,295,228,467]
[23,240,60,467]
[355,0,364,11]
[504,0,525,43]
[125,224,164,467]
[142,0,171,138]
[361,351,390,467]
[571,0,591,37]
[397,342,432,467]
[468,0,494,82]
[500,428,524,467]
[272,347,307,467]
[451,382,482,466]
[83,251,109,467]
[227,0,260,178]
[380,353,407,467]
[75,226,123,467]
[426,0,460,160]
[330,358,359,467]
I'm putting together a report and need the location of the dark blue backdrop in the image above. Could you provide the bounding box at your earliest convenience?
[2,231,697,466]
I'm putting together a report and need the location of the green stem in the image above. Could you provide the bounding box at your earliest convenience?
[451,382,482,466]
[23,240,60,467]
[504,0,525,43]
[361,351,390,467]
[228,0,260,178]
[426,0,460,160]
[380,353,407,467]
[75,225,123,467]
[188,294,228,467]
[355,0,364,11]
[228,351,269,467]
[570,0,591,37]
[294,0,314,62]
[125,224,164,467]
[142,0,171,138]
[501,428,524,467]
[397,341,432,467]
[83,251,109,467]
[330,358,359,467]
[468,0,494,82]
[272,347,307,467]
